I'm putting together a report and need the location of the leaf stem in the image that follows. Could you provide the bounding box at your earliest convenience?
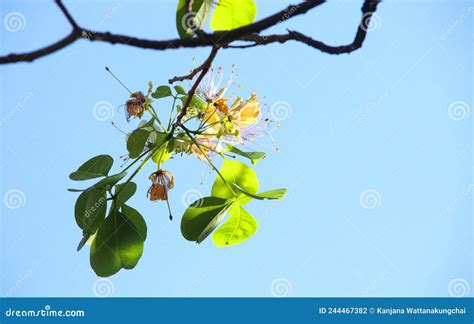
[167,96,178,131]
[147,104,167,132]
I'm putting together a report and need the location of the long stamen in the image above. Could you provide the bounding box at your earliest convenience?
[111,121,128,135]
[166,199,173,221]
[105,66,132,94]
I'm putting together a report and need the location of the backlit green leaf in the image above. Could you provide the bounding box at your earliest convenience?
[176,0,212,38]
[69,155,113,181]
[127,128,149,159]
[138,118,155,130]
[74,188,107,235]
[210,0,257,31]
[174,85,187,95]
[152,85,173,99]
[179,95,207,111]
[90,208,145,277]
[233,186,288,201]
[211,159,259,203]
[181,197,233,243]
[115,182,137,207]
[93,172,127,191]
[122,204,147,241]
[212,205,257,247]
[224,144,266,165]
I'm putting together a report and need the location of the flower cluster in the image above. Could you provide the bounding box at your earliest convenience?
[189,68,266,160]
[121,68,269,205]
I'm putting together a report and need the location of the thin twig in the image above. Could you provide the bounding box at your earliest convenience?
[169,55,213,84]
[54,0,79,30]
[170,46,220,133]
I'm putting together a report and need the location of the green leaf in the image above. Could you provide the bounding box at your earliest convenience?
[127,128,149,159]
[90,208,145,277]
[224,144,265,165]
[76,233,91,252]
[211,159,259,203]
[93,172,127,191]
[234,186,288,201]
[69,155,113,181]
[74,188,107,235]
[181,197,233,243]
[210,0,257,31]
[138,118,155,130]
[151,85,173,99]
[179,95,207,111]
[212,205,258,247]
[174,85,187,95]
[67,188,84,192]
[176,0,212,38]
[115,182,137,207]
[148,131,167,147]
[122,204,147,241]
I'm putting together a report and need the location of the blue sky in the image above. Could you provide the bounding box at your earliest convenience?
[1,0,472,297]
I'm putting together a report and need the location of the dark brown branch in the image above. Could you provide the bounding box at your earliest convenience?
[177,46,219,123]
[54,0,79,29]
[170,46,220,132]
[0,0,381,65]
[228,0,381,54]
[0,30,79,64]
[168,55,212,84]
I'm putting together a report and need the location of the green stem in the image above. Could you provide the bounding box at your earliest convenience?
[147,104,167,132]
[167,96,178,131]
[121,148,152,174]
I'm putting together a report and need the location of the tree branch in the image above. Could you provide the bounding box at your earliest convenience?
[0,0,382,65]
[54,0,79,29]
[228,0,381,54]
[170,46,220,133]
